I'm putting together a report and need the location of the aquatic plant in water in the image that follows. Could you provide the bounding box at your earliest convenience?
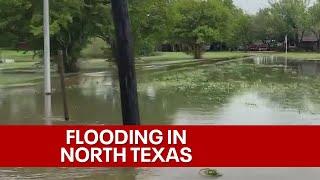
[139,59,320,114]
[199,168,222,178]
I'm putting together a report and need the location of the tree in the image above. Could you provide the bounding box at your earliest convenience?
[309,0,320,50]
[171,0,231,59]
[249,8,284,49]
[30,0,101,72]
[88,0,173,58]
[251,9,275,42]
[1,0,107,72]
[268,0,310,47]
[0,0,33,48]
[129,0,173,56]
[84,1,116,60]
[225,7,253,50]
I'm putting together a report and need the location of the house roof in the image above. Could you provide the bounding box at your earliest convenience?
[300,32,318,42]
[302,35,318,42]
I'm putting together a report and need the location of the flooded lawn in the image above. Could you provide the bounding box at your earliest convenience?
[1,55,320,179]
[1,55,320,125]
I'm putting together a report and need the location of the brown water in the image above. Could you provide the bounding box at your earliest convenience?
[1,55,320,179]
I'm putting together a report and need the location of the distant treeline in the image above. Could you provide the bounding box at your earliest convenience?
[0,0,318,72]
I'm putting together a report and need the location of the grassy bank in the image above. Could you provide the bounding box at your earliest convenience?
[0,62,37,71]
[0,49,39,72]
[0,50,40,86]
[80,51,251,70]
[141,52,251,62]
[0,49,38,62]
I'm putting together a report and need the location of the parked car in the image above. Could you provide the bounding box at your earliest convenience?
[248,43,269,51]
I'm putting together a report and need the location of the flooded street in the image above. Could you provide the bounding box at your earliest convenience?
[1,55,320,179]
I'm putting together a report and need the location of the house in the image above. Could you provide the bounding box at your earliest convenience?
[299,33,319,51]
[16,41,31,51]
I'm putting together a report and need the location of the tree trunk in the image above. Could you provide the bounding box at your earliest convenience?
[62,47,68,72]
[111,0,140,125]
[299,31,305,48]
[295,33,301,49]
[194,44,202,59]
[62,47,79,73]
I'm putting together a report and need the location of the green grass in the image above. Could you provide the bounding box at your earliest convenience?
[0,62,37,71]
[0,50,251,87]
[79,51,251,71]
[0,50,40,86]
[0,49,38,62]
[259,52,320,60]
[203,51,250,59]
[141,52,192,61]
[79,59,112,70]
[141,51,250,62]
[81,38,108,59]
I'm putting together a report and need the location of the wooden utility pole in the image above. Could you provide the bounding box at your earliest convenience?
[57,50,70,121]
[110,0,140,125]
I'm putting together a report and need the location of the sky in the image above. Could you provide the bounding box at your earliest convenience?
[234,0,316,14]
[234,0,270,14]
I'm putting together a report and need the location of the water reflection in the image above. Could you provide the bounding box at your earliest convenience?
[0,168,140,180]
[249,55,320,76]
[44,95,52,125]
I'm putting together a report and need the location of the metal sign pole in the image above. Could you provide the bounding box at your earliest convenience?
[43,0,52,123]
[43,0,51,95]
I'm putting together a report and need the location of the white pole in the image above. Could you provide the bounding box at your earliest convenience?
[285,35,288,71]
[285,35,288,55]
[43,0,51,95]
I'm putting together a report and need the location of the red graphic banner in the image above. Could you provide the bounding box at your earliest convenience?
[0,126,320,167]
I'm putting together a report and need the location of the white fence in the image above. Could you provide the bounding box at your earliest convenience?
[0,59,15,63]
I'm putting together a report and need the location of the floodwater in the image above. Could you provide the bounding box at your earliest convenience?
[1,55,320,179]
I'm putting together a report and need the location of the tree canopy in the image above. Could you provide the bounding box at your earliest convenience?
[3,0,320,68]
[170,0,246,58]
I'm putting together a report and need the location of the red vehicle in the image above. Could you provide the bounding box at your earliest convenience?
[248,43,269,51]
